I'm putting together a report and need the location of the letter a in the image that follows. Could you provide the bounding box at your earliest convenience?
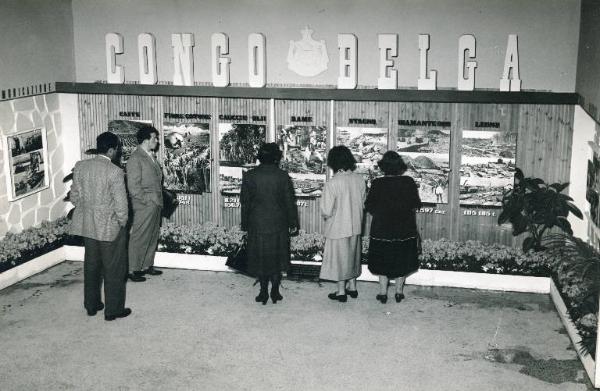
[500,34,521,91]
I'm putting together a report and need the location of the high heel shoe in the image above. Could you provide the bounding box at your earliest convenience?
[270,274,283,304]
[255,278,269,305]
[255,292,268,305]
[395,293,405,303]
[376,294,388,304]
[271,291,283,304]
[346,289,358,299]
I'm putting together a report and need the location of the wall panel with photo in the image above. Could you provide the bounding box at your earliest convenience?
[218,123,266,194]
[459,128,517,206]
[107,119,153,167]
[394,103,453,205]
[3,128,49,200]
[275,99,330,198]
[335,101,390,190]
[163,122,211,194]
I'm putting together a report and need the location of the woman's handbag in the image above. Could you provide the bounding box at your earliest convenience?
[226,239,249,275]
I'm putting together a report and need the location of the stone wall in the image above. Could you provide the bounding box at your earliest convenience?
[0,94,68,237]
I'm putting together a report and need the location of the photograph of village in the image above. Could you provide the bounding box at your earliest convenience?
[219,123,266,194]
[337,127,388,189]
[396,128,451,204]
[5,128,48,199]
[163,122,211,194]
[108,119,152,167]
[278,125,327,197]
[459,129,517,206]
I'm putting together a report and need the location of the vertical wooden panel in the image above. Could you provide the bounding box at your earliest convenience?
[77,94,108,154]
[218,98,270,228]
[161,96,215,226]
[274,99,330,233]
[393,102,454,241]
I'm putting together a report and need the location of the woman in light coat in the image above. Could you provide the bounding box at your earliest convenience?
[319,146,366,302]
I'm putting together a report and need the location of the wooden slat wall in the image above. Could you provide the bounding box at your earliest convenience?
[75,94,576,245]
[274,99,330,233]
[335,101,390,237]
[161,96,216,225]
[77,94,109,153]
[455,103,574,245]
[393,102,454,241]
[218,98,270,228]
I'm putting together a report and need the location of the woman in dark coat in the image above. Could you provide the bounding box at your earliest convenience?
[365,151,422,304]
[240,143,299,305]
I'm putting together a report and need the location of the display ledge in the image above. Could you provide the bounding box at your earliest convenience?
[61,246,551,293]
[54,82,579,105]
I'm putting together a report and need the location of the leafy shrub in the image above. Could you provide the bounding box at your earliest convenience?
[420,238,552,276]
[0,218,70,273]
[158,222,245,256]
[545,233,600,357]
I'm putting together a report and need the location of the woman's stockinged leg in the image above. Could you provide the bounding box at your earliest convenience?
[347,278,357,291]
[337,281,346,295]
[395,277,406,294]
[378,276,389,295]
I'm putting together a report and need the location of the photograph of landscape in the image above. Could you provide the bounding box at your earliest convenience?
[108,120,152,167]
[337,126,387,188]
[396,128,451,204]
[219,123,266,194]
[459,129,517,206]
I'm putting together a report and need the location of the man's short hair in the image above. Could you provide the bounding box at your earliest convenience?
[96,132,121,154]
[136,125,159,144]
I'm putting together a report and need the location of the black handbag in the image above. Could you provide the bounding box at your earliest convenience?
[162,189,179,218]
[226,240,249,275]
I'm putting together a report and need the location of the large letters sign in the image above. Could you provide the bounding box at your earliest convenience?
[105,32,521,90]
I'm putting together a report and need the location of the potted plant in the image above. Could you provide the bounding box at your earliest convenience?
[498,168,583,252]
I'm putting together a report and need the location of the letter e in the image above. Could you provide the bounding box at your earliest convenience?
[377,34,397,89]
[337,34,357,89]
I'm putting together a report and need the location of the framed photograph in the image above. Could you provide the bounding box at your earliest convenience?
[3,128,50,201]
[163,121,211,193]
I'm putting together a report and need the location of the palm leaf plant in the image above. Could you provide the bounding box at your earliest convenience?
[544,233,600,357]
[498,168,583,252]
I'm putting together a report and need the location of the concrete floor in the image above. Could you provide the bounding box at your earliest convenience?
[0,261,594,391]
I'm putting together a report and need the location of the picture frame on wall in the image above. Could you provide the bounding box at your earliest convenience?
[3,127,50,201]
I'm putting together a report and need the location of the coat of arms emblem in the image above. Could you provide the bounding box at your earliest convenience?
[287,27,329,77]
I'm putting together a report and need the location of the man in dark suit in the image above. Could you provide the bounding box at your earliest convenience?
[127,125,164,282]
[69,132,132,321]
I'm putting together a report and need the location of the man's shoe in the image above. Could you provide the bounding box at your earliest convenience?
[144,267,163,276]
[128,272,146,282]
[86,302,104,316]
[105,308,132,321]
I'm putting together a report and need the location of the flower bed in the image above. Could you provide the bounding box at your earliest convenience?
[0,218,70,273]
